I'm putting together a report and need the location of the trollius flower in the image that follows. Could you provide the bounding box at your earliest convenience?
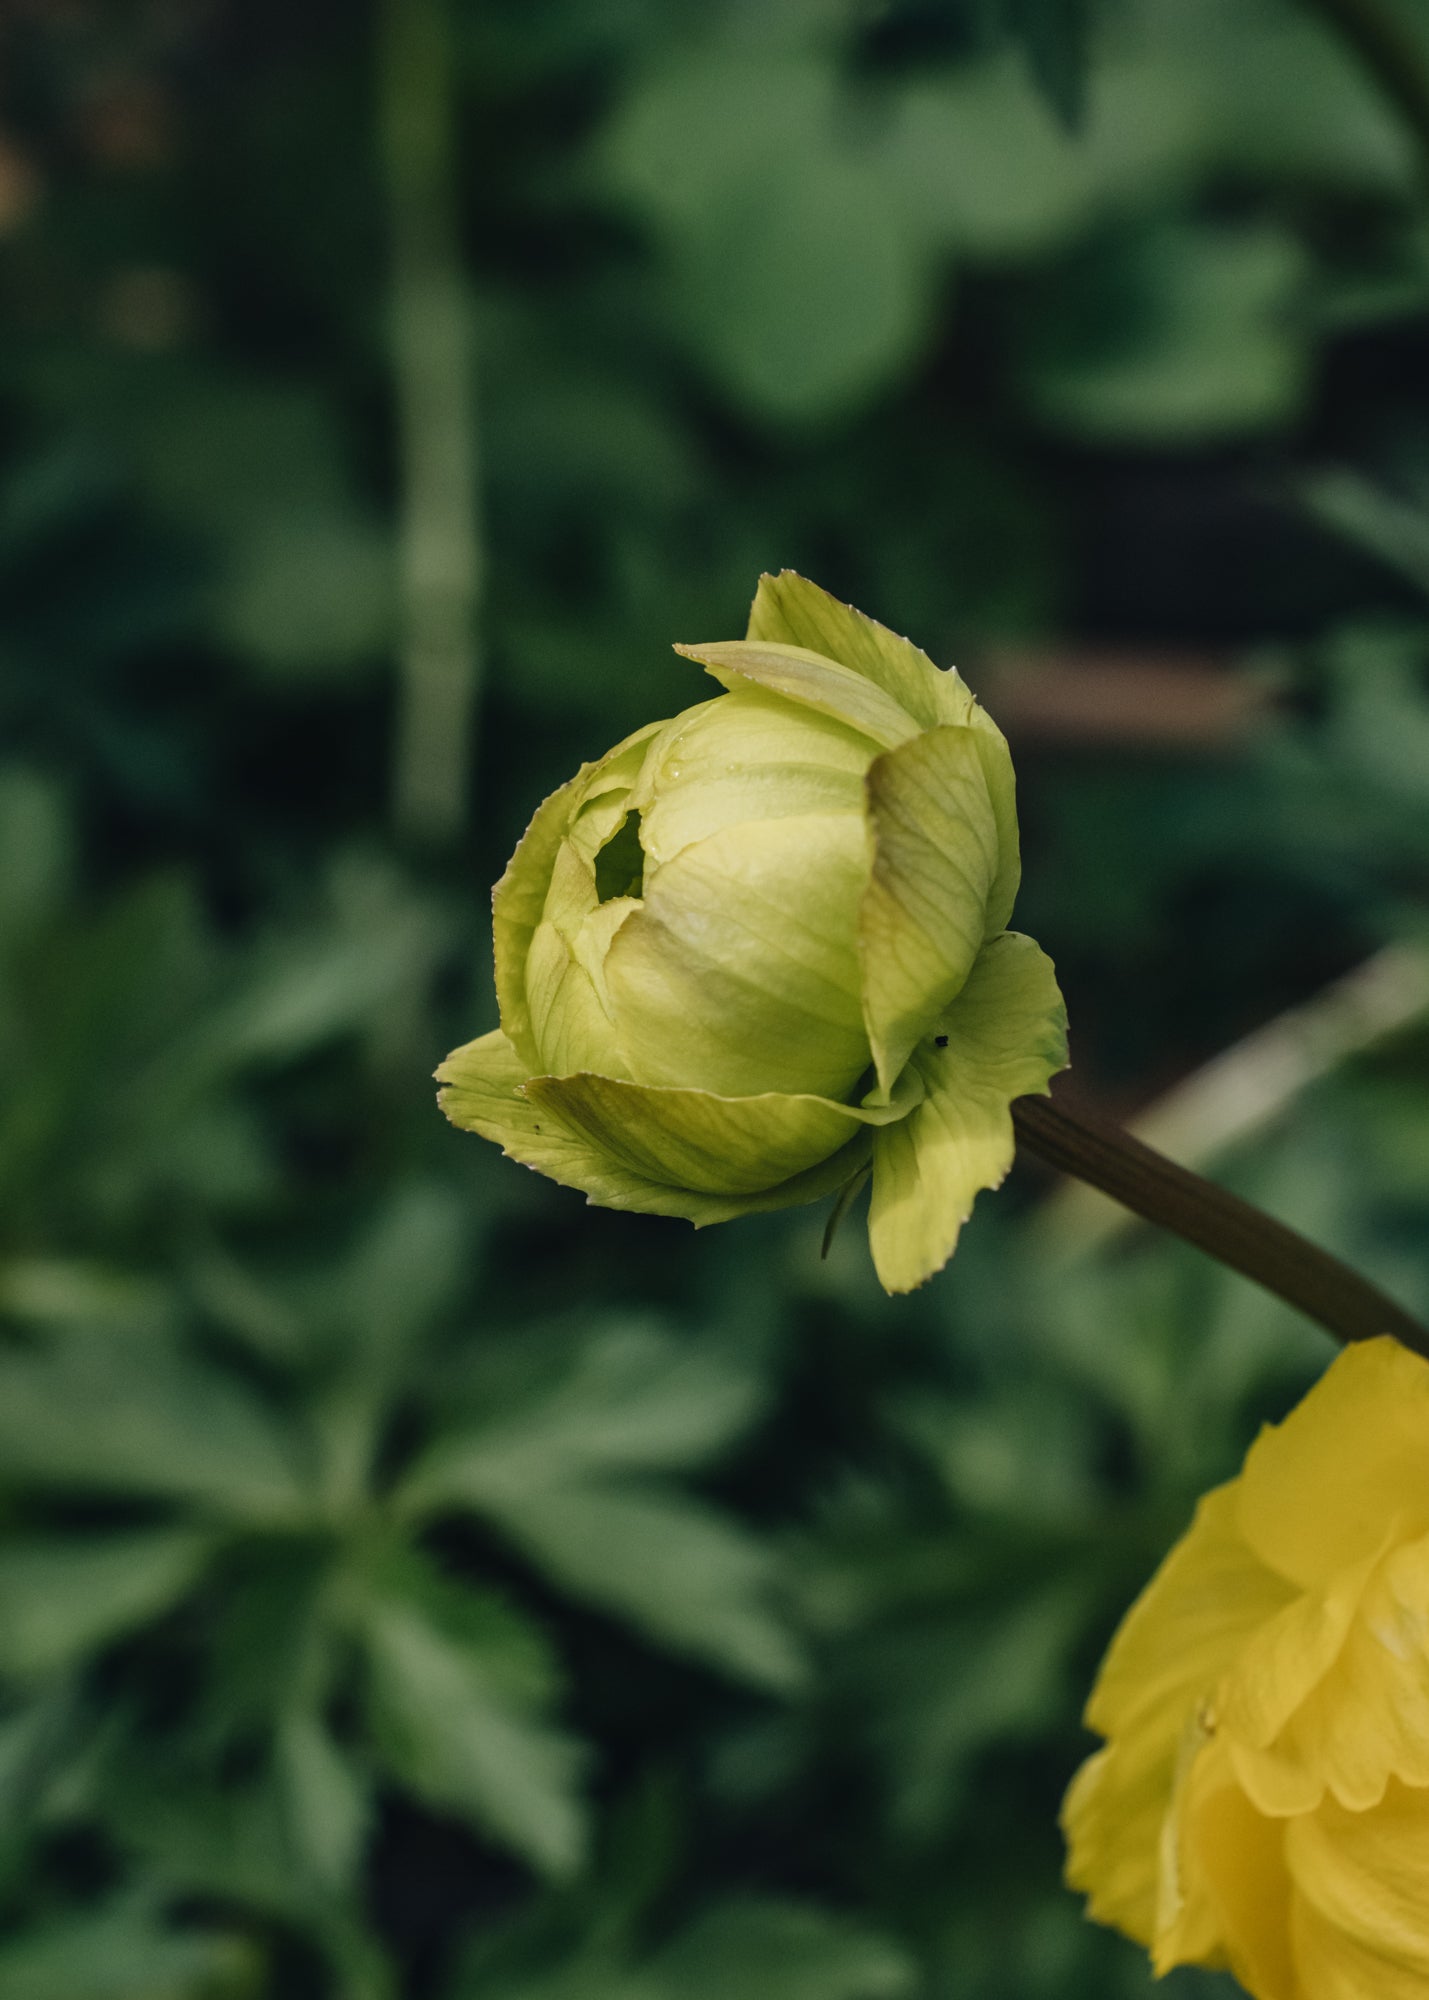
[438,573,1065,1292]
[1065,1335,1429,1998]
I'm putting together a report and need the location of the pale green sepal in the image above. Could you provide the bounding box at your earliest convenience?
[524,1067,920,1198]
[867,932,1068,1294]
[673,640,918,750]
[492,721,664,1070]
[436,1030,895,1225]
[746,570,973,732]
[859,723,1001,1093]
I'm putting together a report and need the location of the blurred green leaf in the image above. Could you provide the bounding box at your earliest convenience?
[0,1332,306,1518]
[276,1711,372,1897]
[650,1898,913,2000]
[0,1898,254,2000]
[1021,220,1311,441]
[404,1323,764,1505]
[1302,470,1429,599]
[472,1482,804,1693]
[361,1554,589,1879]
[0,1529,214,1680]
[603,52,932,421]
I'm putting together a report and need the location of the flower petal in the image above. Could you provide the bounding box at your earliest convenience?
[602,814,874,1101]
[1228,1531,1429,1817]
[866,931,1066,1292]
[966,707,1021,939]
[525,1066,917,1198]
[746,572,1022,933]
[1288,1781,1429,1999]
[1062,1482,1295,1946]
[859,723,1005,1092]
[435,1029,886,1223]
[745,570,972,731]
[1236,1337,1429,1590]
[1168,1739,1294,1996]
[629,685,872,868]
[493,721,665,1070]
[674,639,919,750]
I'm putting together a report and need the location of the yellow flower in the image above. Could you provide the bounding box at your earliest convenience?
[1064,1335,1429,1999]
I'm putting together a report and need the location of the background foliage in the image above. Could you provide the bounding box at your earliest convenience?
[3,0,1429,1994]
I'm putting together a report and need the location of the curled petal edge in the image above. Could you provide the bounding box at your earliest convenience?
[437,1029,918,1225]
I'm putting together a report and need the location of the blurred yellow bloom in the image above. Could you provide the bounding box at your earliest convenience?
[1064,1336,1429,1999]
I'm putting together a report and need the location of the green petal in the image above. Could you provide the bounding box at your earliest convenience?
[746,570,972,731]
[746,573,1023,933]
[967,708,1021,938]
[628,685,872,867]
[866,932,1067,1293]
[493,722,664,1071]
[526,1067,915,1196]
[435,1029,902,1225]
[859,723,1002,1093]
[673,639,918,750]
[602,815,873,1100]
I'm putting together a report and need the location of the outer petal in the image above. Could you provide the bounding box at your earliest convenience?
[1226,1532,1429,1817]
[859,724,1002,1092]
[1169,1740,1295,1997]
[673,639,918,750]
[746,572,1022,933]
[745,570,970,731]
[865,931,1066,1292]
[436,1029,908,1224]
[493,721,665,1071]
[1287,1782,1429,2000]
[1236,1337,1429,1590]
[628,685,872,868]
[1063,1482,1295,1947]
[524,1066,918,1197]
[602,814,872,1101]
[966,708,1021,939]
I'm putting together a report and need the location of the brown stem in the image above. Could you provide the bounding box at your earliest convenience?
[1012,1092,1429,1360]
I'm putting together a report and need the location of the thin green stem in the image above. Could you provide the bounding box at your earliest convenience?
[1304,0,1429,174]
[1012,1090,1429,1358]
[377,0,484,847]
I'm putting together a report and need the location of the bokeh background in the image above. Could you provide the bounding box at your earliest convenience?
[4,0,1429,1994]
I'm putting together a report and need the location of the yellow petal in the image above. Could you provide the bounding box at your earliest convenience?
[1166,1738,1294,1998]
[1063,1481,1293,1945]
[1288,1781,1429,1999]
[1237,1337,1429,1589]
[1231,1531,1429,1817]
[1220,1547,1382,1815]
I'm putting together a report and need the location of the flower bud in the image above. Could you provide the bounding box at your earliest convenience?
[438,573,1066,1291]
[1064,1336,1429,1997]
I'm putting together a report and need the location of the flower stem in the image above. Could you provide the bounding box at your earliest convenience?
[378,0,484,848]
[1012,1091,1429,1358]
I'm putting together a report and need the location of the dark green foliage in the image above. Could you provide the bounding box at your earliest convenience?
[2,0,1429,1994]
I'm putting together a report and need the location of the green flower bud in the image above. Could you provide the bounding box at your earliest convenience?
[438,573,1067,1291]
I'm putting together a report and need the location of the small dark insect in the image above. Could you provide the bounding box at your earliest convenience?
[934,1034,949,1048]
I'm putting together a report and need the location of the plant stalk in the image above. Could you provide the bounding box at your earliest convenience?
[1012,1090,1429,1358]
[378,0,484,848]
